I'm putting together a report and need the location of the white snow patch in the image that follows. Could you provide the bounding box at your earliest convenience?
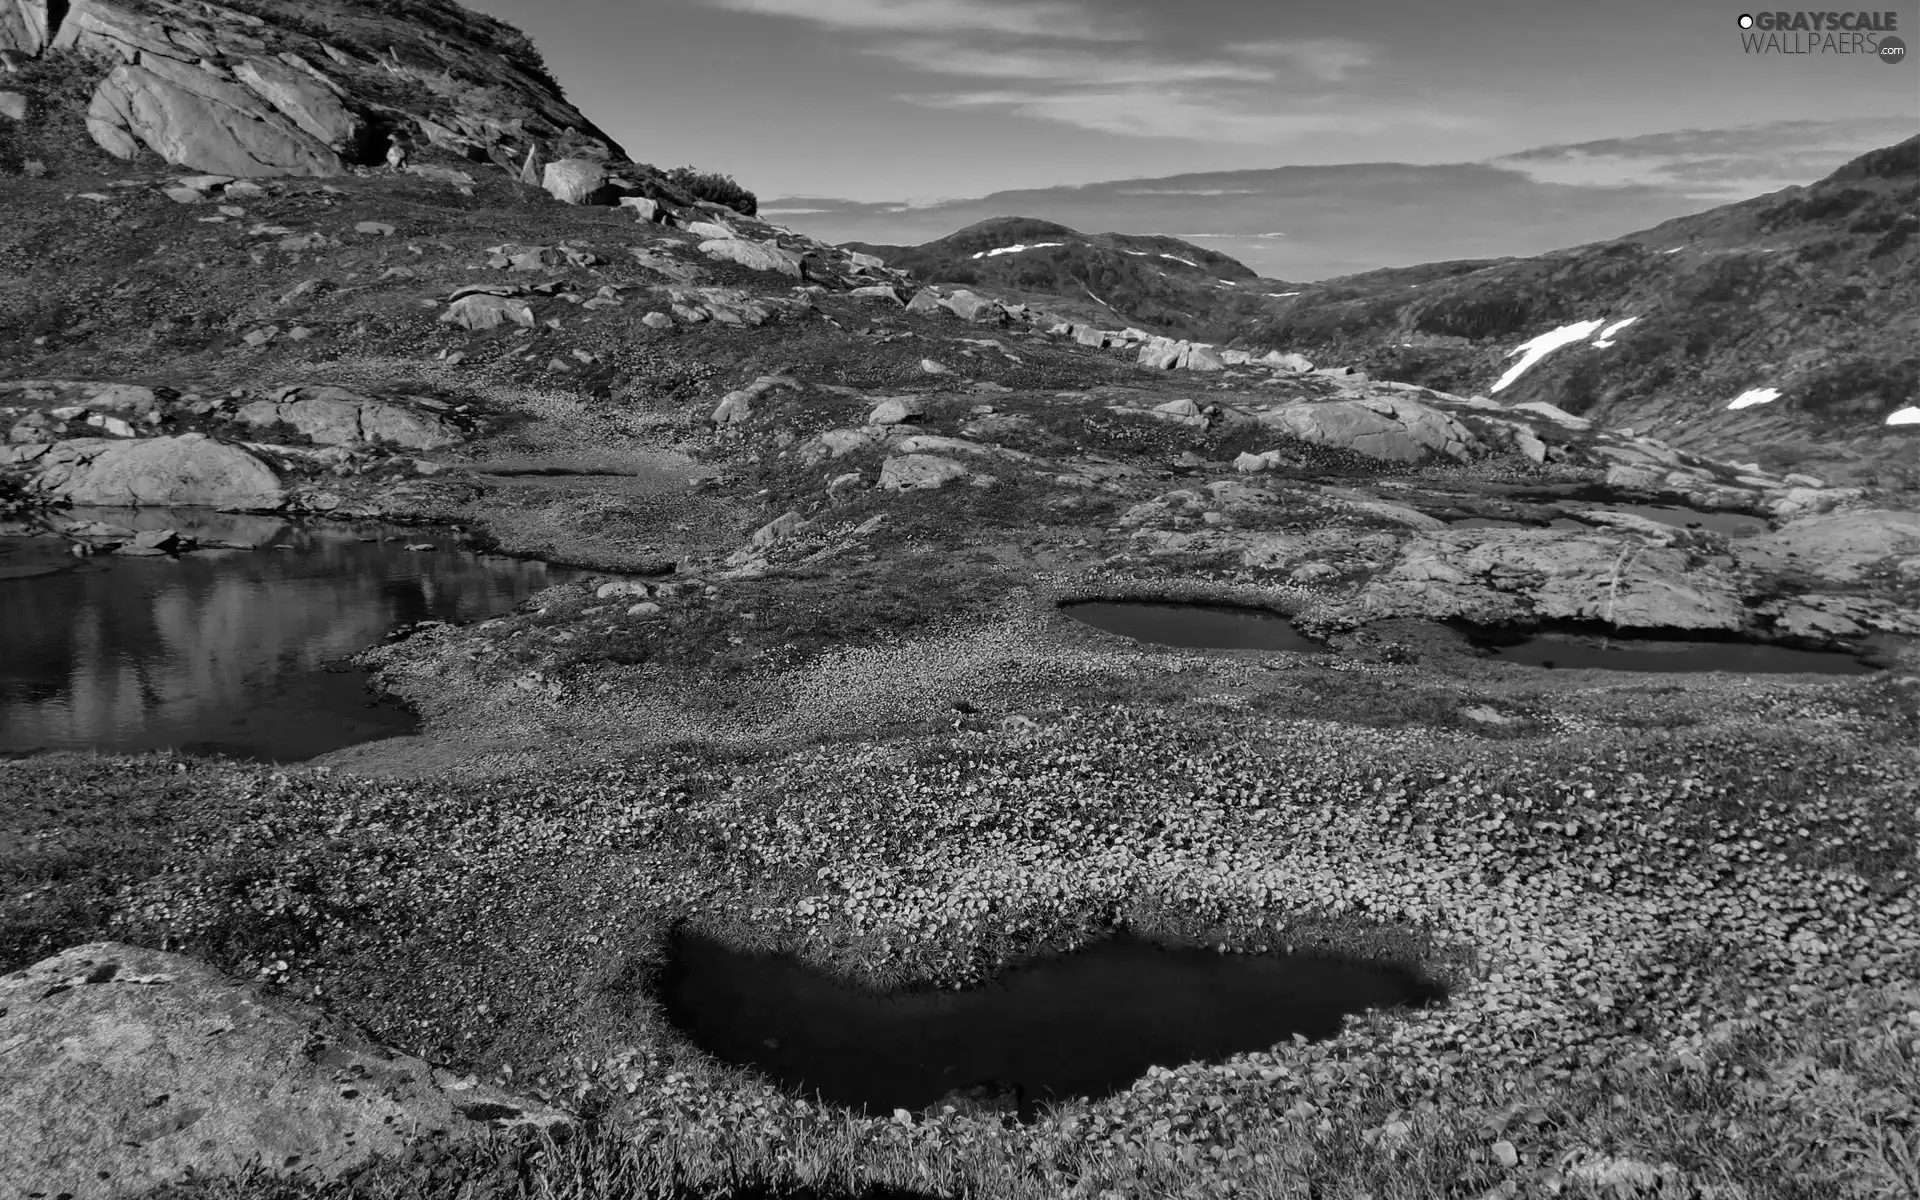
[1266,291,1300,298]
[1084,287,1115,310]
[1490,320,1607,393]
[1160,254,1200,267]
[1727,387,1782,411]
[969,242,1065,260]
[1885,406,1920,426]
[1592,316,1639,348]
[1664,247,1684,254]
[1120,249,1149,256]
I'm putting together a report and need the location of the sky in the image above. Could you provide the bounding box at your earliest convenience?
[463,0,1919,278]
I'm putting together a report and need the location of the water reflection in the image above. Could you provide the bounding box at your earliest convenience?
[1,511,571,761]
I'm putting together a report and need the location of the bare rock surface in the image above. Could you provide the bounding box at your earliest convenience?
[233,387,462,451]
[11,434,283,508]
[1731,509,1920,582]
[0,943,568,1200]
[1256,395,1481,463]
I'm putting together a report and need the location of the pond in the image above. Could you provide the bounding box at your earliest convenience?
[1565,504,1770,537]
[1448,516,1590,531]
[660,930,1443,1122]
[1060,600,1323,652]
[0,509,575,762]
[1456,625,1878,675]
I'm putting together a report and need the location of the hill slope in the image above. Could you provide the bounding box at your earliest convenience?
[841,216,1296,339]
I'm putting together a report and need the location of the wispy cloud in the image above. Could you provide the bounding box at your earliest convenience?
[704,1,1458,146]
[1117,188,1266,196]
[705,0,1131,40]
[906,87,1483,143]
[1489,116,1915,199]
[1226,38,1376,82]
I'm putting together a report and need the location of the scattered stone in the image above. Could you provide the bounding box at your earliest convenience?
[233,386,461,451]
[869,396,925,425]
[355,220,395,236]
[641,311,672,329]
[440,293,534,331]
[920,358,952,375]
[751,511,806,546]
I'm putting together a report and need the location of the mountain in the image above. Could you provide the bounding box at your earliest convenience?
[839,216,1295,338]
[1229,135,1920,474]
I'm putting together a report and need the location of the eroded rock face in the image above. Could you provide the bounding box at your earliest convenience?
[87,56,344,177]
[233,387,462,451]
[1258,395,1481,463]
[1357,529,1746,630]
[0,943,568,1200]
[17,434,284,509]
[879,454,969,490]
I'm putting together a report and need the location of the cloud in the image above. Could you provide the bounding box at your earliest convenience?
[874,39,1275,85]
[704,0,1130,40]
[905,87,1484,143]
[1116,187,1265,196]
[1226,38,1375,82]
[1489,116,1916,199]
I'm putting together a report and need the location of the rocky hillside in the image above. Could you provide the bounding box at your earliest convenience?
[1226,136,1920,480]
[0,0,630,178]
[841,216,1296,339]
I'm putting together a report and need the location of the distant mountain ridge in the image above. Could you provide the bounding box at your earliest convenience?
[839,216,1294,338]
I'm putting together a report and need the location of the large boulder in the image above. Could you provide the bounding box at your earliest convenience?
[542,157,616,205]
[697,238,806,278]
[20,434,283,508]
[941,290,1006,323]
[86,56,343,176]
[0,943,568,1200]
[233,387,461,451]
[440,292,535,331]
[0,0,49,55]
[1258,395,1480,463]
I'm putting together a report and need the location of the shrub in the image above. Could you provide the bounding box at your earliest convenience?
[664,167,758,217]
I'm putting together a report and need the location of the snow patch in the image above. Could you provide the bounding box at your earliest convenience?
[970,242,1066,260]
[1159,254,1200,268]
[1664,247,1684,254]
[1727,388,1782,411]
[1490,320,1607,394]
[1886,406,1920,426]
[1084,287,1115,310]
[1266,291,1300,298]
[1592,316,1639,348]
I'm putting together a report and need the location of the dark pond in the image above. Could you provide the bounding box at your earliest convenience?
[1566,504,1770,537]
[1060,600,1323,652]
[1,509,574,762]
[1456,625,1878,675]
[1448,516,1589,531]
[661,930,1443,1122]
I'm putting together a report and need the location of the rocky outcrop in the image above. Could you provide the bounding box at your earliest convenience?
[0,0,49,55]
[1257,395,1481,463]
[8,434,284,509]
[233,386,462,451]
[543,157,612,204]
[87,55,345,176]
[0,943,568,1200]
[697,238,806,278]
[10,0,625,178]
[1356,529,1746,630]
[1731,509,1920,583]
[879,454,970,491]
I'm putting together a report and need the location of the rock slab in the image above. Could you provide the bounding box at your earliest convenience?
[0,943,568,1200]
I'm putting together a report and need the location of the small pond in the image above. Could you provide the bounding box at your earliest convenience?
[1060,600,1323,652]
[1448,516,1590,532]
[661,930,1442,1122]
[1,509,575,762]
[1454,624,1878,675]
[1566,504,1770,537]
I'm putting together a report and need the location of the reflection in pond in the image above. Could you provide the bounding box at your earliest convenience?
[1060,601,1323,652]
[1,511,574,762]
[661,930,1443,1122]
[1458,626,1877,675]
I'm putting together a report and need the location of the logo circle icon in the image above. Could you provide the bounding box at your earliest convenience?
[1738,13,1754,28]
[1880,35,1907,63]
